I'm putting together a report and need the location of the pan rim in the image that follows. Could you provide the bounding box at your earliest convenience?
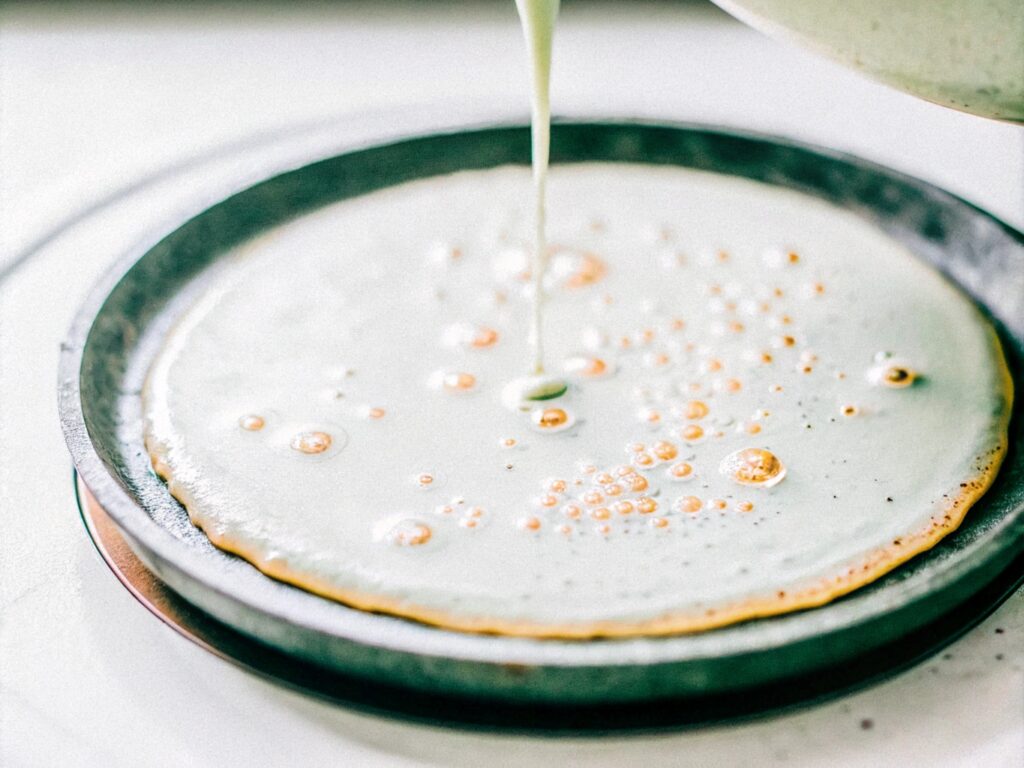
[58,114,1024,673]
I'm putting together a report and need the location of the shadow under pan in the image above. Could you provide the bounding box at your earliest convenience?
[78,474,1023,732]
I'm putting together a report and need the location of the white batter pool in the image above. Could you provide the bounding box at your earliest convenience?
[143,163,1011,637]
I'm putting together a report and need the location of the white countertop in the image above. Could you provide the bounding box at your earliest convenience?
[1,3,1021,766]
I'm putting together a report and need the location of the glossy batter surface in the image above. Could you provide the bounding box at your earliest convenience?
[144,164,1011,637]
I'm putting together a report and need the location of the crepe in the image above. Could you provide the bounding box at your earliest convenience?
[143,164,1011,637]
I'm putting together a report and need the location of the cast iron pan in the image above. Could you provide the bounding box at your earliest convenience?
[59,121,1024,713]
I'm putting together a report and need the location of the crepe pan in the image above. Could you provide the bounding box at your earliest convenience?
[59,120,1024,712]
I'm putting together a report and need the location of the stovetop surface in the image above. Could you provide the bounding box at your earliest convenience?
[2,3,1022,766]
